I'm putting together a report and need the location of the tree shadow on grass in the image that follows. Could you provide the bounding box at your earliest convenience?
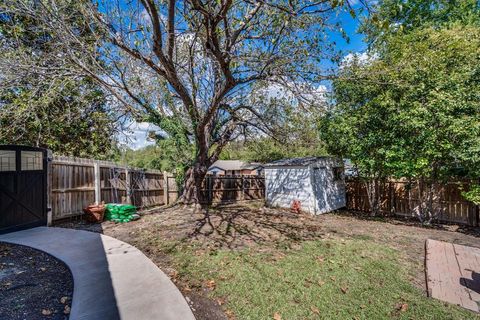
[188,202,325,249]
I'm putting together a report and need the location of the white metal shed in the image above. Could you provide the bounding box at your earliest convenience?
[264,157,346,214]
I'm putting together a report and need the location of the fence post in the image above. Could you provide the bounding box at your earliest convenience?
[46,149,53,226]
[208,176,213,203]
[241,176,245,201]
[476,179,480,227]
[163,171,169,205]
[475,204,480,227]
[125,167,131,204]
[94,161,101,205]
[389,181,394,214]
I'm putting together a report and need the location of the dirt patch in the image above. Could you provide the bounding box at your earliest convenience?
[57,201,480,319]
[0,243,73,320]
[59,202,325,249]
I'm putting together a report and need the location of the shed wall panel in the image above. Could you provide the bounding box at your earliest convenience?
[265,167,315,213]
[311,166,346,214]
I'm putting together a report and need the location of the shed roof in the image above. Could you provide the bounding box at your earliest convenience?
[264,156,338,167]
[209,160,263,171]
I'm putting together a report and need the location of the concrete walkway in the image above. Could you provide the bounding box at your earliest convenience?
[0,227,196,320]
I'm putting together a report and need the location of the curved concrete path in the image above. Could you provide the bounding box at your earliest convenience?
[0,227,195,320]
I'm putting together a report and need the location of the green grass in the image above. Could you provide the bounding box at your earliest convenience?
[163,238,479,320]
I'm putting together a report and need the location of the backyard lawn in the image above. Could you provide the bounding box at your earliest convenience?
[60,202,480,319]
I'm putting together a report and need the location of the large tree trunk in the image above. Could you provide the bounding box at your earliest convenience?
[179,119,233,205]
[181,162,208,205]
[180,134,219,205]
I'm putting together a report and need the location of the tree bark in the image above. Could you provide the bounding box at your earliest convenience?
[181,162,208,205]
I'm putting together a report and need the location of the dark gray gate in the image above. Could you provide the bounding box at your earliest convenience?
[0,145,48,234]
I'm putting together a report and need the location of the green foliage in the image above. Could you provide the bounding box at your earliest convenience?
[145,114,195,185]
[221,137,327,163]
[462,184,480,205]
[118,146,163,170]
[119,118,195,186]
[362,0,480,46]
[0,2,117,158]
[0,80,117,159]
[323,25,480,182]
[222,105,327,163]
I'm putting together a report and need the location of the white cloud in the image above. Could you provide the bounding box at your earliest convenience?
[256,81,328,106]
[118,121,161,150]
[341,51,378,67]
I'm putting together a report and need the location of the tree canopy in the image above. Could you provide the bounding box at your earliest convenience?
[321,0,480,219]
[0,1,118,158]
[1,0,357,202]
[324,25,480,180]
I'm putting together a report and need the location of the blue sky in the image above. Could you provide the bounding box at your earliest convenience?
[125,5,368,150]
[333,8,368,55]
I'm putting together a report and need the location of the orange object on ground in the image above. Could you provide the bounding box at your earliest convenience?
[83,204,106,223]
[291,200,301,214]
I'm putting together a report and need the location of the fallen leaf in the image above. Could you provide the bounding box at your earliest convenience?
[273,312,282,320]
[304,278,314,288]
[64,305,71,315]
[396,303,408,312]
[316,256,325,263]
[216,298,225,306]
[310,306,320,314]
[169,270,179,279]
[206,279,216,290]
[225,309,235,320]
[42,309,52,316]
[317,280,325,286]
[330,276,336,282]
[341,287,348,294]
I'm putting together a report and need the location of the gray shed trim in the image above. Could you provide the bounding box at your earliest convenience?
[264,157,342,168]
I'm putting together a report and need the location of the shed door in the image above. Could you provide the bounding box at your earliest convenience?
[0,146,48,234]
[312,167,328,213]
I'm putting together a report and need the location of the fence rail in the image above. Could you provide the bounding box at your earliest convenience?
[345,178,479,226]
[199,175,265,204]
[48,156,263,221]
[50,155,177,221]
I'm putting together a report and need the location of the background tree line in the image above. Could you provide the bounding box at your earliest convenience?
[1,0,479,216]
[0,3,119,158]
[321,0,480,222]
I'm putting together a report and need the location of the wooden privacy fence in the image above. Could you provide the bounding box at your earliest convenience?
[346,178,479,226]
[199,175,265,204]
[50,155,178,221]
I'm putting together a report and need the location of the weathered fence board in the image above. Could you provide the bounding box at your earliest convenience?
[199,175,265,204]
[346,178,479,226]
[50,155,176,220]
[49,155,262,220]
